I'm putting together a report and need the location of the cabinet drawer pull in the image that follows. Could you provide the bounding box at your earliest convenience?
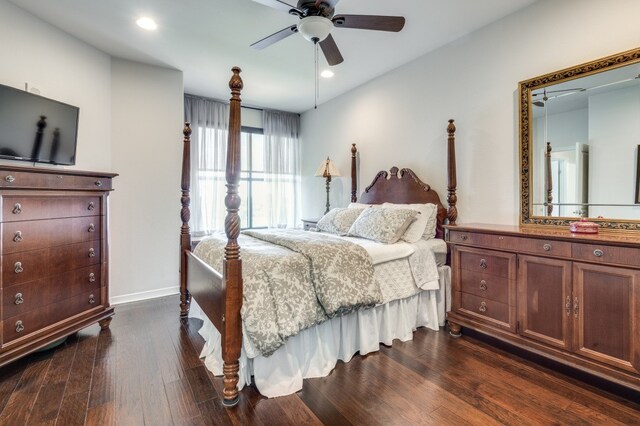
[14,262,23,274]
[479,259,487,269]
[15,321,24,333]
[12,203,22,214]
[593,249,604,257]
[89,294,96,304]
[88,248,96,258]
[89,272,96,283]
[574,297,579,318]
[5,175,15,183]
[88,223,95,233]
[565,296,571,317]
[14,293,24,305]
[460,235,468,241]
[88,201,95,211]
[13,231,22,242]
[95,180,102,187]
[479,302,487,313]
[479,280,487,291]
[543,243,551,251]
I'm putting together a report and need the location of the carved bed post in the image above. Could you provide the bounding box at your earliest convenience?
[351,143,357,202]
[447,119,458,225]
[180,123,192,318]
[545,142,553,216]
[222,67,244,407]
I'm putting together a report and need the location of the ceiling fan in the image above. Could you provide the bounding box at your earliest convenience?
[250,0,406,66]
[532,88,585,107]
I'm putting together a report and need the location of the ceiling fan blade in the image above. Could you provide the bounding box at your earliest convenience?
[332,15,405,32]
[252,0,301,13]
[251,25,298,50]
[319,34,344,66]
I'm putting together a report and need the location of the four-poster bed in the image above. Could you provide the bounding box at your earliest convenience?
[179,67,459,406]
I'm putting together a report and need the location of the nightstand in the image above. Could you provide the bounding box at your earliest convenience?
[301,218,320,231]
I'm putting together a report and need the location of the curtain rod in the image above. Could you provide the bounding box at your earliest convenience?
[184,93,299,116]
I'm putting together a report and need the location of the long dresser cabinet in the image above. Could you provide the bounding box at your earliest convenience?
[0,166,116,366]
[446,224,640,393]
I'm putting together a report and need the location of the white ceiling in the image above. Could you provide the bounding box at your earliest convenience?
[11,0,537,113]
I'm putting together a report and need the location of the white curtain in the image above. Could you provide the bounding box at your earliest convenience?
[184,95,229,235]
[263,110,301,228]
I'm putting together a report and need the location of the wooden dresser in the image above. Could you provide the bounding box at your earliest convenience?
[445,223,640,392]
[0,166,116,366]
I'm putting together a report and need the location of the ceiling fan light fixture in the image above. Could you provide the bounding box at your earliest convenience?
[297,16,333,43]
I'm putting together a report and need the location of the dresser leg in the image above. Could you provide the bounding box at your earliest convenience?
[99,316,113,330]
[448,321,462,338]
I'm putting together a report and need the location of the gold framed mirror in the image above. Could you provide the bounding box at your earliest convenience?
[519,47,640,231]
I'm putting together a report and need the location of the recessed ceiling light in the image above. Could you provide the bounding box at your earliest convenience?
[321,70,334,78]
[136,17,157,31]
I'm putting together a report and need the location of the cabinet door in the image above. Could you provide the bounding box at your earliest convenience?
[573,263,640,374]
[518,255,572,350]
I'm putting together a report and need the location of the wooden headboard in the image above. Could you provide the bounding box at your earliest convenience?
[357,167,448,238]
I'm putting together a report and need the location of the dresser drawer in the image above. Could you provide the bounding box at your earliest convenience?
[1,196,101,222]
[449,230,570,257]
[572,243,640,268]
[459,292,510,326]
[2,290,102,345]
[459,269,510,304]
[0,171,112,191]
[2,266,101,319]
[458,249,515,279]
[2,216,100,254]
[2,241,101,287]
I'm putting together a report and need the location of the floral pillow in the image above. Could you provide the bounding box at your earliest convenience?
[383,202,438,242]
[348,207,418,244]
[316,207,365,235]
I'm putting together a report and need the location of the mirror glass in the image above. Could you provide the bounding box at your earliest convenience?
[520,49,640,230]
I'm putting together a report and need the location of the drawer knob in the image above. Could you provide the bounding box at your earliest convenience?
[12,203,22,214]
[460,235,468,241]
[14,262,23,274]
[479,302,487,313]
[88,201,95,211]
[13,231,22,242]
[88,248,96,258]
[480,259,487,269]
[89,294,96,304]
[88,223,95,233]
[95,180,103,187]
[593,249,604,257]
[5,175,15,183]
[479,280,488,291]
[14,293,24,305]
[15,320,24,333]
[89,272,96,283]
[543,243,551,251]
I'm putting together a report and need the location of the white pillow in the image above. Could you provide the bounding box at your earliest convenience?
[348,207,418,244]
[383,203,438,242]
[316,207,365,235]
[348,202,374,209]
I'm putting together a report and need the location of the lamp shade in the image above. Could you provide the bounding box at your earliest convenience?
[315,157,340,178]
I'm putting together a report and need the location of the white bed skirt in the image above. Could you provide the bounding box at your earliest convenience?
[189,265,451,398]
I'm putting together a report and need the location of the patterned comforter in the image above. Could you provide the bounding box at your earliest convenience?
[193,229,381,356]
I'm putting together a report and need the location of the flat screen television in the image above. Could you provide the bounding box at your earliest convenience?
[0,83,79,166]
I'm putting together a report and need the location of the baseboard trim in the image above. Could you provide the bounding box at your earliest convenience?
[110,286,179,305]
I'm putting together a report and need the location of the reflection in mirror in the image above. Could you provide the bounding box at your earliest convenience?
[529,60,640,221]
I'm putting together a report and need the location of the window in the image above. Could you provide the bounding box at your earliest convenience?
[240,127,268,229]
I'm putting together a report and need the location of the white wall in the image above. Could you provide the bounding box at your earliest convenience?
[0,0,111,171]
[300,0,640,225]
[110,59,183,303]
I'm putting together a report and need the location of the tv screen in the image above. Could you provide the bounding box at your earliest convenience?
[0,83,79,165]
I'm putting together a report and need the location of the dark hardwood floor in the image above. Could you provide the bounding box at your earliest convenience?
[0,295,638,425]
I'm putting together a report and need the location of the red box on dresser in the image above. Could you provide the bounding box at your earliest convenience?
[0,165,116,366]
